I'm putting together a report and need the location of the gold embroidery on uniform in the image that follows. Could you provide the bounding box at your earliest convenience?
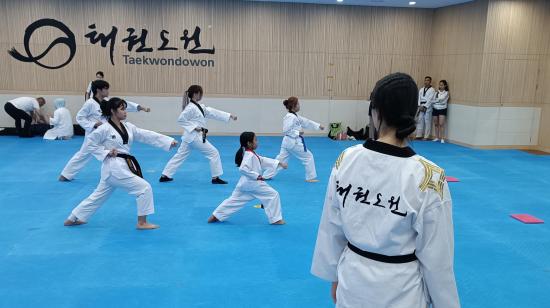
[418,158,446,199]
[335,151,346,170]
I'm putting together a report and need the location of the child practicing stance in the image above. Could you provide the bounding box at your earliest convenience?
[264,96,324,182]
[208,132,287,225]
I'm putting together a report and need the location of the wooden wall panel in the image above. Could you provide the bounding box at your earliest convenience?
[1,0,549,107]
[479,0,550,106]
[429,0,489,105]
[0,0,435,99]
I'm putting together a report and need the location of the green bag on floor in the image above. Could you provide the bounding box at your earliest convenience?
[328,122,343,140]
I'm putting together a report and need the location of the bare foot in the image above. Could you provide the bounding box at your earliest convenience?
[305,179,319,183]
[64,219,86,226]
[136,222,159,230]
[207,215,220,223]
[59,175,70,182]
[271,219,286,225]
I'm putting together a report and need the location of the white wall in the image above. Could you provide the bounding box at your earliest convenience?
[0,94,370,135]
[2,94,540,147]
[447,103,541,146]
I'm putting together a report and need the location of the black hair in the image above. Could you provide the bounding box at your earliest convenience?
[439,80,449,91]
[235,131,256,167]
[370,72,418,140]
[101,97,127,117]
[96,71,104,78]
[424,76,432,81]
[283,96,298,112]
[182,84,204,110]
[91,79,110,96]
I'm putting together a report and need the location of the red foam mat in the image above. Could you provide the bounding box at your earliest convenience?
[510,214,544,224]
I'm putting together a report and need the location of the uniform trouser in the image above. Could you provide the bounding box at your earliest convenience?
[162,138,223,178]
[60,136,94,180]
[415,107,432,138]
[335,246,428,308]
[70,174,154,222]
[264,140,317,180]
[4,102,32,137]
[212,182,282,223]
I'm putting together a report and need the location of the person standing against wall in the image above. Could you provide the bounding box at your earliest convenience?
[415,76,436,140]
[432,80,450,143]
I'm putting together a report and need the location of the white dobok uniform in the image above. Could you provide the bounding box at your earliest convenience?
[60,97,141,180]
[68,121,174,222]
[264,112,322,180]
[311,140,460,308]
[212,150,283,224]
[415,86,436,139]
[161,101,231,179]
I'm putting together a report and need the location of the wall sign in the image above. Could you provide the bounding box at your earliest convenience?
[9,18,216,69]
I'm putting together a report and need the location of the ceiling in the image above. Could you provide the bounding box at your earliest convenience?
[245,0,474,9]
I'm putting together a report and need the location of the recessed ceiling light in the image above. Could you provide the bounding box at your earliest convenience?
[337,0,344,3]
[409,1,416,5]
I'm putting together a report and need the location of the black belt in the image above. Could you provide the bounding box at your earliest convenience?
[116,153,143,178]
[201,128,208,143]
[347,243,417,264]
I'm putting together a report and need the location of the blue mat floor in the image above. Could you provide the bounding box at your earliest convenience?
[0,136,549,307]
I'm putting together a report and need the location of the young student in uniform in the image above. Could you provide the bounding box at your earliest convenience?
[159,85,237,184]
[3,96,46,137]
[263,97,324,182]
[207,132,287,225]
[415,76,436,140]
[44,98,74,140]
[59,80,150,181]
[432,80,450,143]
[85,72,150,111]
[85,71,104,100]
[311,73,460,308]
[64,98,177,230]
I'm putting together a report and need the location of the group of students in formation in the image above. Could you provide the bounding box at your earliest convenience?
[55,75,325,229]
[3,71,459,307]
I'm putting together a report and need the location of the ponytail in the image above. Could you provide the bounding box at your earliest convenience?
[235,147,245,167]
[235,132,256,167]
[395,115,417,139]
[182,91,190,110]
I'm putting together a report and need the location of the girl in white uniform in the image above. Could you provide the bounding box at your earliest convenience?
[64,98,177,230]
[311,73,460,308]
[59,80,149,181]
[264,96,324,182]
[159,85,237,184]
[44,98,74,140]
[415,76,436,140]
[432,80,450,143]
[207,132,287,225]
